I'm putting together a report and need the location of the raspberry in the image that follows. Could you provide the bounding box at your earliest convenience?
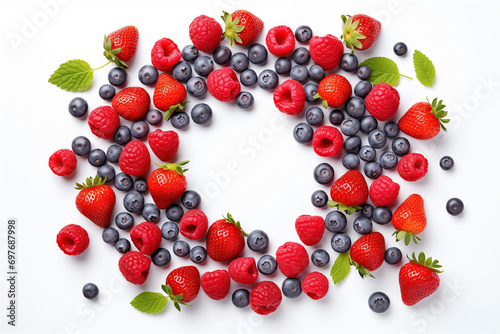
[266,25,295,57]
[118,251,151,285]
[130,222,162,255]
[56,224,89,255]
[249,281,282,315]
[228,257,258,285]
[87,106,120,140]
[189,15,222,52]
[369,175,400,206]
[151,37,181,71]
[312,126,344,157]
[273,80,306,115]
[301,271,329,300]
[397,153,428,182]
[275,242,309,277]
[200,269,231,300]
[49,149,77,176]
[365,83,400,121]
[148,129,179,162]
[207,68,241,102]
[179,209,208,240]
[118,140,151,177]
[309,35,344,71]
[295,215,325,246]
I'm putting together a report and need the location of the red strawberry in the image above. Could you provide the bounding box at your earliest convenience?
[221,10,264,46]
[398,98,450,140]
[200,269,231,300]
[147,161,188,210]
[312,126,344,157]
[49,149,77,176]
[309,35,344,71]
[104,25,139,66]
[317,74,352,108]
[392,194,426,245]
[206,213,247,262]
[228,257,258,285]
[56,224,89,256]
[189,15,222,52]
[153,73,188,120]
[119,140,151,177]
[295,215,325,246]
[75,175,116,228]
[179,209,209,240]
[369,175,400,207]
[119,251,151,285]
[148,129,179,162]
[207,68,241,102]
[341,14,381,51]
[166,265,200,303]
[397,153,428,182]
[399,252,443,306]
[111,87,151,121]
[151,37,181,72]
[329,170,368,214]
[266,25,295,57]
[88,106,120,139]
[365,83,400,121]
[273,79,305,115]
[350,232,385,277]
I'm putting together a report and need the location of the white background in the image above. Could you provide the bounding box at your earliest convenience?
[1,0,500,333]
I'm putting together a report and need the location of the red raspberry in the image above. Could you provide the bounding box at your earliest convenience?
[118,140,151,177]
[275,242,309,277]
[118,251,151,285]
[369,175,400,206]
[266,25,295,57]
[273,80,305,115]
[200,269,231,300]
[87,106,120,140]
[397,153,429,182]
[130,222,162,255]
[249,281,282,315]
[301,271,329,300]
[56,224,89,256]
[228,257,258,285]
[112,87,151,121]
[179,209,208,240]
[151,37,181,71]
[189,15,222,52]
[312,126,344,157]
[295,215,325,246]
[49,149,77,176]
[309,35,344,71]
[207,68,241,102]
[148,129,179,162]
[365,83,400,121]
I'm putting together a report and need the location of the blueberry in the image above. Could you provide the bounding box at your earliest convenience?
[123,190,144,213]
[72,136,91,156]
[152,248,171,266]
[82,283,99,299]
[114,172,133,192]
[142,203,160,223]
[186,76,207,97]
[295,25,313,43]
[181,45,199,62]
[340,118,361,136]
[190,246,207,264]
[68,97,88,118]
[193,56,214,76]
[292,47,310,65]
[282,277,302,298]
[115,238,131,254]
[181,190,201,209]
[130,120,149,139]
[311,249,330,267]
[385,247,402,265]
[106,144,122,163]
[257,69,279,90]
[138,65,159,85]
[354,80,372,98]
[331,233,351,253]
[115,212,134,230]
[313,162,334,185]
[446,198,464,216]
[369,292,390,313]
[99,84,116,100]
[230,52,249,73]
[303,84,319,104]
[247,230,269,252]
[342,153,360,170]
[392,137,410,156]
[379,151,399,169]
[275,57,291,75]
[108,67,127,87]
[172,61,192,83]
[134,178,148,193]
[166,204,184,221]
[171,112,190,129]
[440,156,454,170]
[248,43,268,64]
[97,164,115,182]
[373,207,392,225]
[191,103,212,125]
[306,106,324,125]
[308,65,325,83]
[213,46,232,65]
[257,255,278,275]
[236,91,254,109]
[240,69,258,86]
[146,109,163,126]
[394,42,408,56]
[344,135,362,154]
[361,204,374,219]
[340,53,358,72]
[290,65,308,83]
[293,122,313,143]
[114,126,132,146]
[353,216,373,234]
[346,96,366,119]
[173,240,190,257]
[329,109,345,125]
[384,122,400,138]
[232,289,250,308]
[325,211,347,233]
[360,116,378,134]
[102,227,119,245]
[368,129,387,149]
[88,149,106,167]
[359,145,377,162]
[311,190,328,208]
[161,221,179,240]
[364,161,383,179]
[356,65,371,80]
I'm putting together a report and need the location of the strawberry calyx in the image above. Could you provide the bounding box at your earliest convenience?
[427,97,450,132]
[155,160,189,175]
[328,200,363,215]
[103,35,128,69]
[313,93,329,109]
[164,101,190,121]
[393,230,422,246]
[349,256,375,279]
[75,175,107,190]
[223,212,248,237]
[221,11,245,47]
[341,15,366,54]
[161,284,191,312]
[407,252,443,274]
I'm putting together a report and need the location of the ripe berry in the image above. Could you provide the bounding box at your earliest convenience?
[359,145,377,162]
[230,52,249,72]
[340,53,358,72]
[179,209,208,240]
[88,106,120,140]
[357,65,371,80]
[292,47,310,65]
[106,145,122,163]
[392,137,411,156]
[290,65,309,82]
[380,151,399,169]
[266,25,295,57]
[82,283,99,299]
[361,204,374,219]
[331,232,351,253]
[340,118,361,136]
[102,227,119,245]
[115,238,131,254]
[191,103,213,124]
[114,126,132,146]
[130,120,149,139]
[304,83,320,104]
[258,69,279,90]
[342,153,360,170]
[293,123,313,144]
[295,25,312,43]
[88,149,106,167]
[213,46,232,65]
[108,67,127,86]
[236,91,254,109]
[99,84,116,100]
[274,80,305,115]
[172,61,192,83]
[248,43,268,64]
[171,112,190,130]
[201,270,230,300]
[115,212,134,230]
[189,246,207,264]
[354,80,372,98]
[152,247,171,266]
[257,255,278,275]
[276,242,309,277]
[181,190,201,209]
[72,136,91,156]
[130,222,162,255]
[329,110,345,125]
[161,221,179,240]
[312,125,344,157]
[165,204,184,221]
[123,190,144,213]
[346,96,366,119]
[68,97,88,118]
[440,156,454,170]
[249,281,282,315]
[384,122,400,138]
[97,164,115,183]
[186,76,208,97]
[368,129,387,149]
[275,57,292,75]
[368,291,390,313]
[193,56,214,76]
[385,247,402,265]
[282,277,302,298]
[360,116,378,134]
[394,42,408,56]
[311,249,330,267]
[232,289,250,308]
[173,240,190,257]
[308,65,325,82]
[301,272,329,300]
[446,198,464,216]
[313,162,334,185]
[247,230,269,252]
[344,135,362,154]
[134,178,148,193]
[138,65,159,85]
[118,251,151,285]
[56,224,89,256]
[364,161,383,179]
[325,211,347,233]
[397,153,428,181]
[373,206,392,225]
[181,45,199,62]
[49,149,77,176]
[240,69,258,86]
[353,216,373,234]
[311,190,328,208]
[228,257,258,284]
[142,203,160,223]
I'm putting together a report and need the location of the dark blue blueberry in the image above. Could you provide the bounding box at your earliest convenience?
[369,292,390,313]
[342,153,360,170]
[446,198,464,216]
[354,80,372,98]
[236,91,254,109]
[392,137,410,156]
[394,42,408,56]
[193,56,214,76]
[134,178,148,193]
[275,57,291,75]
[114,126,132,146]
[72,136,91,156]
[346,96,366,119]
[313,162,334,185]
[340,53,358,72]
[102,227,119,245]
[440,156,454,170]
[331,233,351,253]
[360,116,379,134]
[191,103,212,125]
[115,212,134,230]
[115,238,131,254]
[232,289,250,308]
[108,67,127,87]
[230,52,249,72]
[97,164,115,182]
[384,122,400,138]
[106,144,122,163]
[138,65,158,85]
[181,190,201,209]
[311,190,328,208]
[325,211,347,233]
[385,247,402,265]
[247,230,269,252]
[340,118,361,136]
[142,203,160,223]
[99,84,116,100]
[146,110,163,126]
[344,135,362,154]
[181,45,199,62]
[189,246,207,264]
[240,69,258,86]
[68,97,88,118]
[353,216,373,234]
[152,248,171,266]
[248,43,268,64]
[373,207,392,225]
[368,129,387,149]
[161,221,179,240]
[171,112,190,130]
[329,109,345,125]
[123,190,144,213]
[257,69,279,90]
[114,172,133,192]
[88,149,106,167]
[304,83,320,104]
[364,161,383,179]
[130,120,149,139]
[172,61,192,83]
[166,204,184,221]
[361,204,374,219]
[213,46,232,65]
[359,145,377,162]
[356,65,371,80]
[308,65,325,83]
[306,106,324,125]
[257,255,278,275]
[293,122,313,143]
[292,47,310,65]
[82,283,99,299]
[173,240,190,257]
[311,249,330,267]
[186,76,207,98]
[295,25,313,43]
[282,277,302,298]
[380,151,399,169]
[290,65,308,83]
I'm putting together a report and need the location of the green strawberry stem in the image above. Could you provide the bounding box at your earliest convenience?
[92,61,112,71]
[161,284,191,312]
[164,101,190,121]
[75,175,107,190]
[427,97,450,131]
[223,213,248,237]
[328,200,362,215]
[349,257,375,279]
[313,93,329,109]
[393,230,422,246]
[155,161,189,175]
[407,252,443,273]
[221,11,245,47]
[341,15,366,54]
[103,34,128,68]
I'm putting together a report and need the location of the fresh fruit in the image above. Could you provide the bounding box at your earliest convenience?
[134,178,148,193]
[236,91,254,109]
[248,43,268,65]
[228,257,258,284]
[369,175,400,207]
[257,69,279,90]
[230,52,249,72]
[172,61,192,83]
[290,65,308,82]
[247,230,269,252]
[189,15,222,52]
[295,25,312,43]
[354,80,372,98]
[181,45,199,62]
[292,47,310,65]
[329,110,345,125]
[346,96,366,118]
[221,10,264,46]
[189,246,207,264]
[123,190,144,213]
[311,190,329,208]
[353,216,372,234]
[373,206,392,225]
[361,204,374,219]
[49,149,77,176]
[147,161,188,209]
[87,106,120,140]
[206,213,247,262]
[392,194,426,245]
[379,151,399,170]
[312,125,344,157]
[115,238,131,254]
[166,265,200,303]
[75,176,116,228]
[275,57,292,75]
[397,153,428,182]
[207,68,241,102]
[213,46,232,65]
[148,129,179,162]
[201,270,231,300]
[186,76,207,97]
[309,34,344,71]
[115,211,134,230]
[151,248,171,266]
[111,87,151,121]
[365,83,400,121]
[56,224,89,255]
[193,56,214,76]
[293,122,314,143]
[295,215,325,246]
[102,227,119,245]
[119,140,151,177]
[368,292,390,313]
[114,126,132,145]
[341,14,381,51]
[82,283,99,299]
[385,247,402,265]
[350,232,385,277]
[88,149,106,167]
[142,204,159,222]
[311,249,330,267]
[232,288,250,308]
[344,136,362,154]
[257,255,278,275]
[384,122,400,138]
[130,120,149,139]
[138,65,159,86]
[130,222,162,255]
[304,84,320,104]
[72,136,91,157]
[181,190,201,209]
[325,211,347,233]
[108,67,127,86]
[329,170,368,214]
[313,163,334,185]
[96,164,114,181]
[359,145,376,162]
[309,64,325,82]
[266,25,295,57]
[249,281,282,315]
[179,209,208,240]
[398,98,450,140]
[161,221,179,240]
[357,65,371,80]
[99,84,115,100]
[240,69,257,86]
[392,137,411,156]
[173,240,190,257]
[273,79,306,115]
[171,112,190,129]
[331,232,351,253]
[153,73,188,119]
[105,25,139,63]
[68,97,88,118]
[191,103,213,124]
[118,251,151,285]
[166,203,184,221]
[394,42,408,56]
[275,242,309,277]
[340,53,359,72]
[368,129,387,149]
[301,271,329,300]
[316,74,352,108]
[282,277,302,298]
[439,156,454,170]
[340,118,361,136]
[151,38,181,72]
[364,161,383,179]
[446,198,464,216]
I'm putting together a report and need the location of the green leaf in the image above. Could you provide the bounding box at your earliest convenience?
[48,59,94,92]
[130,292,168,313]
[359,57,403,86]
[330,252,351,284]
[413,50,435,87]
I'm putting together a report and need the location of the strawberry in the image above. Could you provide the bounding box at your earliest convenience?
[148,161,188,210]
[206,213,248,263]
[111,87,151,121]
[309,34,344,71]
[329,170,368,214]
[316,74,352,109]
[153,73,188,120]
[398,98,450,140]
[221,10,264,47]
[148,129,179,162]
[392,194,427,245]
[341,14,381,52]
[399,252,443,306]
[350,232,385,278]
[189,15,222,52]
[75,175,116,228]
[166,265,201,303]
[104,25,139,68]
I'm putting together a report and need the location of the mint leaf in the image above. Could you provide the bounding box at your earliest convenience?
[359,57,408,86]
[413,50,435,87]
[130,292,168,313]
[330,252,351,284]
[48,59,93,92]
